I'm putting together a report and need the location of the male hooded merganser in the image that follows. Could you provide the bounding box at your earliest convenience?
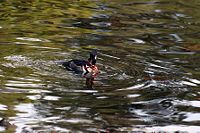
[61,50,99,79]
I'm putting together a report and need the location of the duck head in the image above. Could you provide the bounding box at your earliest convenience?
[85,50,99,78]
[88,50,97,65]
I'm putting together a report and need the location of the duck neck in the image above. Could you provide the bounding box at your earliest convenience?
[88,58,96,65]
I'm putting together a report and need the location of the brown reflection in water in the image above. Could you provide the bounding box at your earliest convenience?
[86,77,94,88]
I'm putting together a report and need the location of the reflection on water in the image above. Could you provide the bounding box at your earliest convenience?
[0,0,200,132]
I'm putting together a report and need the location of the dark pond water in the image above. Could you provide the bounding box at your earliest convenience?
[1,0,200,132]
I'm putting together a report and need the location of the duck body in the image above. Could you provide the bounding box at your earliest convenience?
[61,50,99,78]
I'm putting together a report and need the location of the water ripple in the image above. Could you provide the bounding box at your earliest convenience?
[0,104,7,111]
[16,37,50,42]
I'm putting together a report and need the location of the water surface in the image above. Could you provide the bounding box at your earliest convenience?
[0,0,200,132]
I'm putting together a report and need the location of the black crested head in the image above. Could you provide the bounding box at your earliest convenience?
[88,50,97,65]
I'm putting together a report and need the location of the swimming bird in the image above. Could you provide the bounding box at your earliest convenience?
[61,50,99,79]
